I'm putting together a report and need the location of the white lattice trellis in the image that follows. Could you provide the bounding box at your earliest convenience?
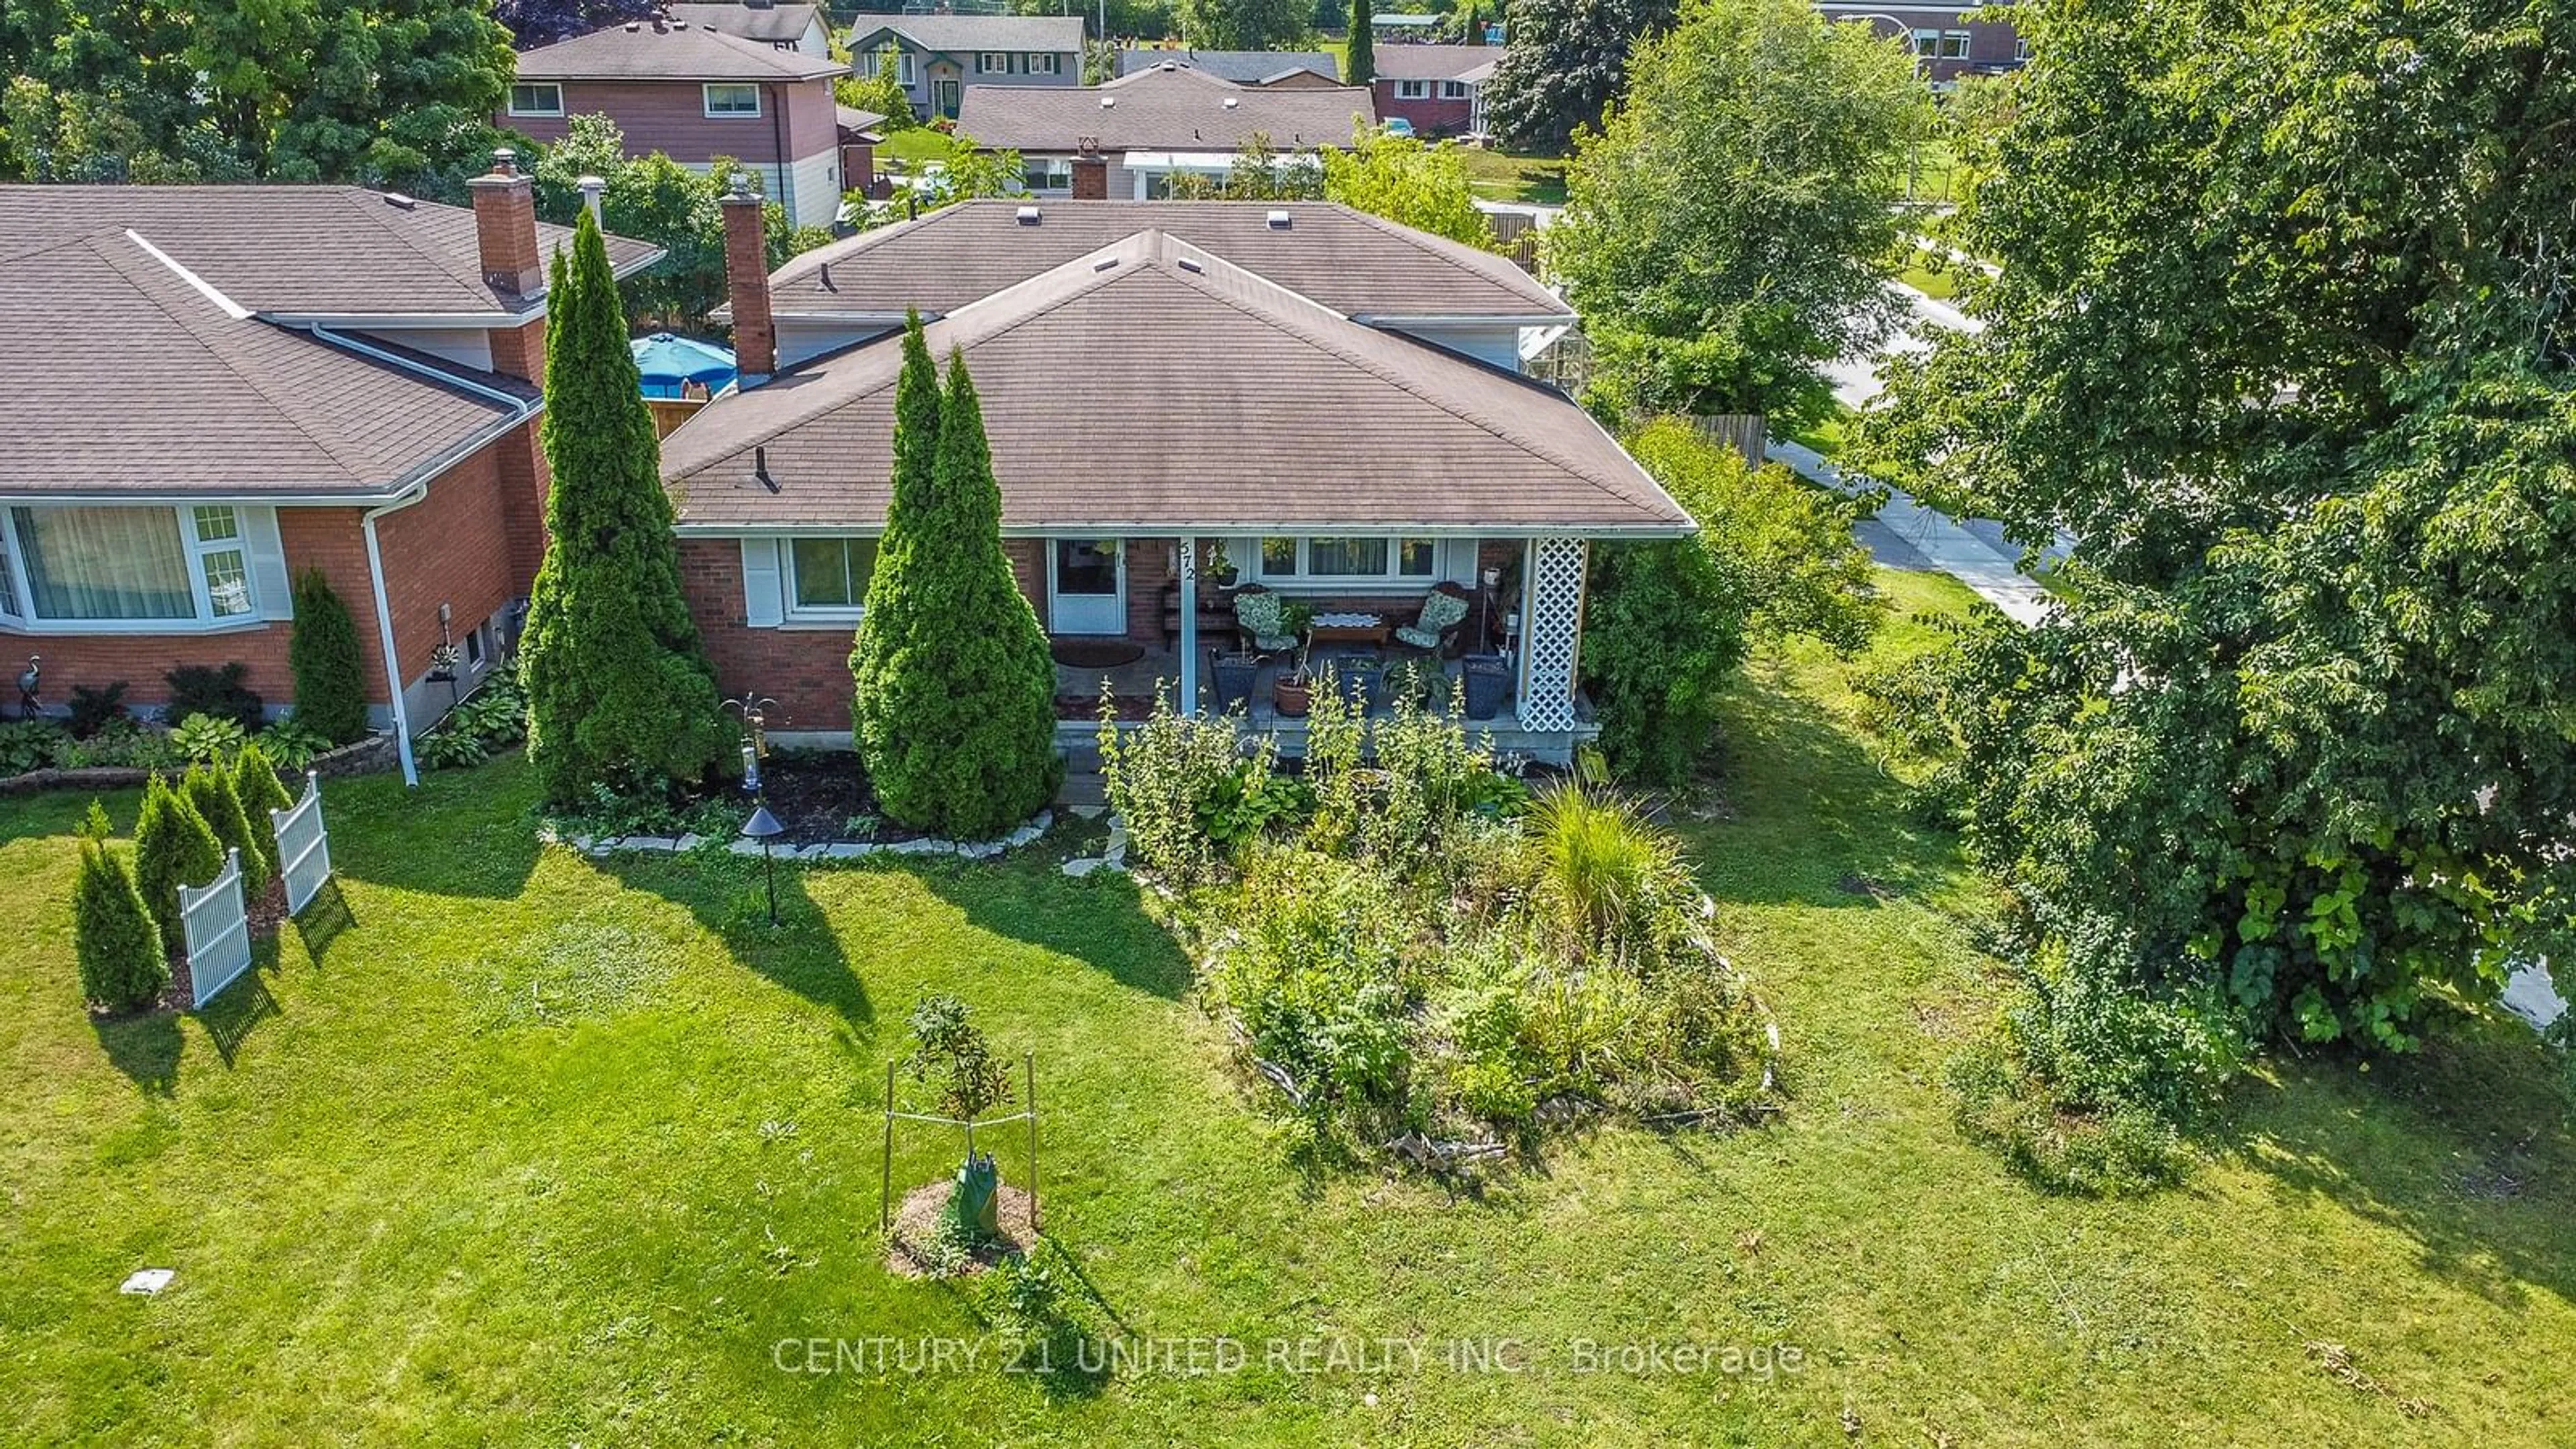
[1516,536,1588,733]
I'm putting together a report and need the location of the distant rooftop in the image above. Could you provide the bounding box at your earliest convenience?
[515,18,848,80]
[1114,48,1340,84]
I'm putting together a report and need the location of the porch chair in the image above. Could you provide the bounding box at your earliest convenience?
[1393,582,1473,658]
[1232,585,1297,653]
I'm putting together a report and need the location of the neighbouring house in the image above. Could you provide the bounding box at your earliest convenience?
[0,160,661,780]
[1817,2,2027,87]
[1371,44,1499,138]
[955,64,1377,199]
[843,15,1085,123]
[504,15,850,229]
[1113,48,1342,87]
[667,195,1686,761]
[837,105,888,201]
[664,0,833,56]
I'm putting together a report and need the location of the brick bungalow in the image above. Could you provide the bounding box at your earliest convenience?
[1817,2,2028,87]
[1371,44,1499,138]
[504,16,850,229]
[0,159,659,782]
[662,196,1690,761]
[955,63,1377,199]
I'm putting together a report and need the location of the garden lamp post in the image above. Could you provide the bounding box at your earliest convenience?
[742,803,786,925]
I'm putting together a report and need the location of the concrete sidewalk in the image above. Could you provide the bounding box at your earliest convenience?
[1769,437,2053,626]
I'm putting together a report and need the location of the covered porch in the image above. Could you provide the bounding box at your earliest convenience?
[1030,531,1598,761]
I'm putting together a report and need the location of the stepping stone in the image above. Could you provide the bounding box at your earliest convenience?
[119,1269,174,1295]
[1062,857,1108,877]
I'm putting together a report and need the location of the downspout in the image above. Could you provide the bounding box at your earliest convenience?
[310,325,543,788]
[768,82,790,225]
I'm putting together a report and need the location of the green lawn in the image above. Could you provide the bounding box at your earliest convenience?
[877,127,959,168]
[1457,147,1567,206]
[6,567,2573,1444]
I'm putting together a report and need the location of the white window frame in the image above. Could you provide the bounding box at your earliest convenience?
[1939,30,1972,58]
[1248,535,1440,588]
[1438,79,1470,100]
[782,535,879,622]
[704,83,763,118]
[507,82,564,117]
[1030,52,1061,75]
[0,502,265,635]
[1395,78,1431,100]
[1022,156,1073,193]
[977,51,1009,74]
[1912,28,1942,56]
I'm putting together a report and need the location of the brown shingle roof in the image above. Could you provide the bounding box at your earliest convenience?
[759,200,1568,322]
[0,184,659,317]
[1372,44,1502,80]
[515,20,847,80]
[0,231,523,496]
[663,231,1686,535]
[954,66,1375,152]
[665,2,819,44]
[846,15,1085,56]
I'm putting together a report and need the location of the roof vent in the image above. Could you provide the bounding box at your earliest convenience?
[1223,96,1239,109]
[1158,60,1179,71]
[1092,257,1120,272]
[819,260,836,291]
[1265,209,1290,229]
[1176,256,1204,274]
[754,446,780,494]
[1015,205,1042,225]
[1099,95,1116,108]
[625,19,640,30]
[382,191,418,211]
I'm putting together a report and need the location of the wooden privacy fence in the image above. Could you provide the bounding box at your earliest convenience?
[646,397,706,439]
[270,769,333,914]
[181,847,252,1007]
[1686,413,1769,467]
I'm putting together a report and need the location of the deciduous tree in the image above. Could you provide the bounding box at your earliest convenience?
[1860,0,2576,1053]
[1481,0,1676,152]
[1546,0,1930,427]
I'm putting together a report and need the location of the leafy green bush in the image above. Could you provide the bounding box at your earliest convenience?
[132,774,223,959]
[0,719,67,775]
[55,719,179,772]
[254,718,331,771]
[444,660,528,746]
[1098,688,1258,882]
[1945,1040,2193,1196]
[288,569,372,745]
[164,662,263,732]
[182,762,262,897]
[416,727,490,770]
[170,712,247,765]
[70,805,168,1012]
[66,681,129,738]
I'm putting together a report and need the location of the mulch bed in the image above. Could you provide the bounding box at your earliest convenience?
[883,1180,1038,1279]
[149,875,288,1014]
[754,753,877,843]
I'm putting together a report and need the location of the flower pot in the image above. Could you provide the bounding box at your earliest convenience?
[1273,674,1313,717]
[1336,657,1385,712]
[1461,653,1510,720]
[1213,651,1260,712]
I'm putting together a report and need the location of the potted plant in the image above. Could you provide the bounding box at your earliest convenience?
[1212,647,1260,712]
[1271,600,1317,716]
[1203,540,1239,589]
[1462,652,1511,720]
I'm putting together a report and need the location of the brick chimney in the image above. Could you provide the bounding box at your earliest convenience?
[720,173,776,380]
[467,148,543,297]
[468,148,548,383]
[1071,137,1108,201]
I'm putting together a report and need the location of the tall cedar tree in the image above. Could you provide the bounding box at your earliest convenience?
[72,804,169,1012]
[521,209,731,803]
[288,568,370,745]
[849,327,1061,838]
[133,774,223,960]
[183,763,263,899]
[1346,0,1375,85]
[232,741,296,885]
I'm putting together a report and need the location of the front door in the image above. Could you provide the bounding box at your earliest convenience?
[935,76,962,119]
[1049,538,1125,635]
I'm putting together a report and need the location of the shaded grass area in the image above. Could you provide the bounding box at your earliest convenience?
[1457,146,1567,206]
[3,571,2572,1444]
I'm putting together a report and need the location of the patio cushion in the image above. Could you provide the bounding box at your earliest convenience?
[1233,589,1296,651]
[1393,624,1444,649]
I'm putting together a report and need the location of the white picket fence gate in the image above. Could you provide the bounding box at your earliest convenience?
[271,769,333,915]
[180,847,252,1008]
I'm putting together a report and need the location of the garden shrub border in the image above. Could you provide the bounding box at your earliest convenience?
[0,730,394,797]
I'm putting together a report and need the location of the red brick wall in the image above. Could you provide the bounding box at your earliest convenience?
[1374,83,1474,136]
[682,535,1059,735]
[493,420,551,588]
[18,507,378,718]
[502,78,837,166]
[375,443,526,678]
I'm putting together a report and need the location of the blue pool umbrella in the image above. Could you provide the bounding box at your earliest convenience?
[630,332,736,399]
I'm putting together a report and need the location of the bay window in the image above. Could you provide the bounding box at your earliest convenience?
[786,536,879,617]
[1253,535,1438,584]
[0,504,266,629]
